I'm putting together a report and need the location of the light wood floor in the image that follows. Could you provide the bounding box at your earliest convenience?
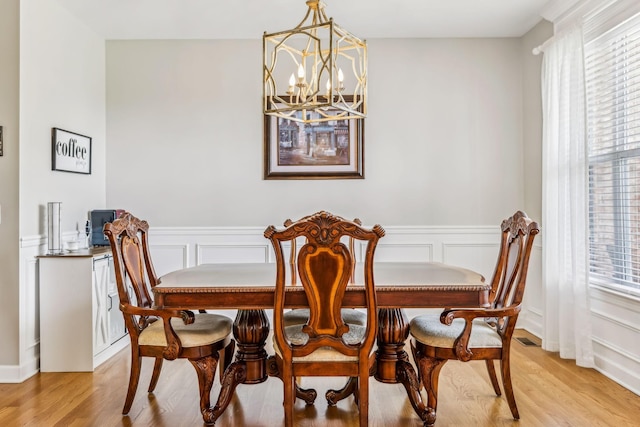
[1,330,639,426]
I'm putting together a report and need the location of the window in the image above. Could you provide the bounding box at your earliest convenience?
[585,5,640,293]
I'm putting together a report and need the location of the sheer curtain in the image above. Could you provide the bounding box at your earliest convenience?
[541,25,595,368]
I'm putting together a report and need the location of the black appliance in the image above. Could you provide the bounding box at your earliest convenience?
[90,210,123,246]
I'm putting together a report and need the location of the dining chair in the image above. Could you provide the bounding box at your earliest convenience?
[281,217,368,406]
[265,211,385,427]
[409,210,539,422]
[103,212,235,421]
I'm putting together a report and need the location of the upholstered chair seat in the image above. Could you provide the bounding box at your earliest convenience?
[410,315,503,349]
[139,313,233,347]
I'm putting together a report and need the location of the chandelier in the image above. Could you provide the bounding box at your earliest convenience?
[263,0,367,123]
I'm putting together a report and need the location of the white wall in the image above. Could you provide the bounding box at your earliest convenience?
[7,0,107,381]
[20,0,107,238]
[521,21,551,222]
[105,38,528,227]
[0,0,20,366]
[518,20,553,335]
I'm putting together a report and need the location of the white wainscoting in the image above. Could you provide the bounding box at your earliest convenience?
[589,285,640,395]
[11,235,46,382]
[147,225,503,276]
[517,245,544,336]
[15,224,640,399]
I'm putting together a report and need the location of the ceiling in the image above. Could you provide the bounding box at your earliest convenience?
[54,0,550,40]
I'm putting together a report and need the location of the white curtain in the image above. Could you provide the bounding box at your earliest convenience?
[541,25,595,368]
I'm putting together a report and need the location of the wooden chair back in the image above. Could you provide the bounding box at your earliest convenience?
[285,217,362,285]
[266,212,384,358]
[104,212,159,339]
[485,210,540,336]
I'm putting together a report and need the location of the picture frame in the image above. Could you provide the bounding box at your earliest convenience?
[51,127,92,174]
[263,100,364,180]
[0,126,3,157]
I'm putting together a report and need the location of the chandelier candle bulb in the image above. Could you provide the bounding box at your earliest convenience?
[288,74,296,95]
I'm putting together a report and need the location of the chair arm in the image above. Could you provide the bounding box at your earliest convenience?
[440,306,521,323]
[120,304,195,323]
[120,304,195,360]
[439,306,521,362]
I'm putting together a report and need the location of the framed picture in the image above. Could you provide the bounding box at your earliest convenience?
[0,126,3,156]
[51,128,92,174]
[264,101,364,180]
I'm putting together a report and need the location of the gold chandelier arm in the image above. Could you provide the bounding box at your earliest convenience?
[293,1,319,29]
[319,7,329,23]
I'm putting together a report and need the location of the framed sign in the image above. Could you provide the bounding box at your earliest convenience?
[264,100,364,180]
[51,128,91,174]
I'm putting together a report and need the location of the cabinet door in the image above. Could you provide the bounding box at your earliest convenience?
[93,257,111,355]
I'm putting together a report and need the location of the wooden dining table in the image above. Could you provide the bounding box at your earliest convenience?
[154,261,489,426]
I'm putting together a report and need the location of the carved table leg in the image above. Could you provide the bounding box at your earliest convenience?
[376,308,436,427]
[203,309,270,424]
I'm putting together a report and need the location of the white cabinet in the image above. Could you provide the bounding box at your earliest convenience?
[38,248,128,372]
[92,256,111,356]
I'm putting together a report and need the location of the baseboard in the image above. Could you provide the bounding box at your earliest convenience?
[0,356,39,383]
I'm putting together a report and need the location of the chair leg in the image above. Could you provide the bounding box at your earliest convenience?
[189,354,219,420]
[416,354,447,411]
[123,349,142,414]
[219,340,236,382]
[358,368,370,426]
[485,359,502,396]
[283,369,295,427]
[500,353,520,420]
[148,357,163,392]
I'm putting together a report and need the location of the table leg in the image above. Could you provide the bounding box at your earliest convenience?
[376,308,436,427]
[203,309,270,424]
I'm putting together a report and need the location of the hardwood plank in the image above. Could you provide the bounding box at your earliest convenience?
[0,330,638,426]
